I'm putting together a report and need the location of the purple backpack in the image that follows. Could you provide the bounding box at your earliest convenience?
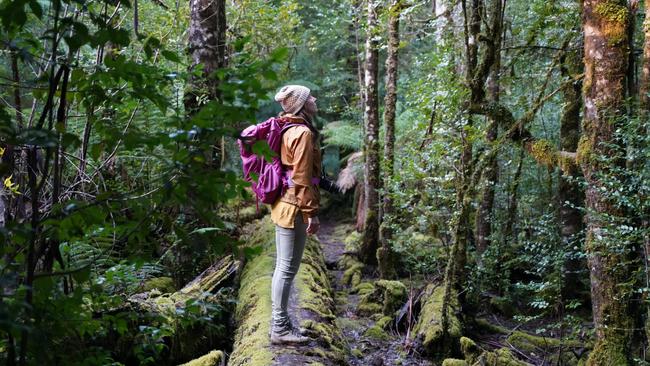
[238,117,303,205]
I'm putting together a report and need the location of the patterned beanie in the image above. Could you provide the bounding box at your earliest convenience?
[274,85,311,114]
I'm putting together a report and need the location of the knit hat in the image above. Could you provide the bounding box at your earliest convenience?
[274,85,311,114]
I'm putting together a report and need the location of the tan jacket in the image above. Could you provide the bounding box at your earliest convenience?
[270,116,321,227]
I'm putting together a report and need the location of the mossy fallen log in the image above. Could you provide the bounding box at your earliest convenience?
[111,255,240,364]
[412,283,462,357]
[178,350,225,366]
[473,318,590,365]
[228,217,345,366]
[339,231,363,289]
[128,254,240,315]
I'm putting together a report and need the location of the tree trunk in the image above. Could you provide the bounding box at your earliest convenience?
[360,0,381,265]
[378,0,402,279]
[184,0,227,115]
[640,0,650,356]
[558,47,584,300]
[581,1,637,363]
[475,45,500,255]
[642,0,650,111]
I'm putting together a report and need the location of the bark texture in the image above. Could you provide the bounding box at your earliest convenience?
[378,0,403,279]
[581,1,637,364]
[184,0,227,114]
[642,0,650,110]
[558,47,584,299]
[360,0,381,265]
[475,51,500,254]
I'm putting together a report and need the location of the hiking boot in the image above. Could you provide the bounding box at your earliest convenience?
[270,323,310,345]
[269,319,309,338]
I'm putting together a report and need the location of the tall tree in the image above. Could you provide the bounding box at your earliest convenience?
[360,0,381,265]
[558,44,584,299]
[474,0,503,254]
[580,0,638,363]
[378,0,404,279]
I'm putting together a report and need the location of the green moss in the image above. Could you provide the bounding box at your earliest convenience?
[488,296,515,317]
[576,136,593,166]
[474,318,510,334]
[442,359,469,366]
[178,350,224,366]
[375,280,408,315]
[412,284,462,355]
[343,230,362,251]
[586,338,628,366]
[230,217,347,365]
[507,331,586,365]
[351,348,364,357]
[364,325,390,340]
[507,331,583,351]
[558,154,578,175]
[141,276,175,293]
[594,1,629,45]
[375,315,393,330]
[460,337,481,363]
[477,348,530,366]
[356,301,383,315]
[342,261,364,288]
[228,219,276,366]
[295,234,346,363]
[530,139,557,167]
[353,281,375,296]
[595,2,628,23]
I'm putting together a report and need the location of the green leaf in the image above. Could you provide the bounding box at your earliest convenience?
[251,140,277,163]
[161,50,181,63]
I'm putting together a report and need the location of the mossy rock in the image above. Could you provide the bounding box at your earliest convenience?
[141,276,175,293]
[474,348,532,366]
[507,331,586,365]
[356,301,383,316]
[355,279,407,317]
[375,280,407,315]
[442,359,469,366]
[178,350,224,366]
[460,336,481,363]
[353,281,375,296]
[364,325,390,340]
[343,230,362,251]
[341,259,364,288]
[411,284,462,357]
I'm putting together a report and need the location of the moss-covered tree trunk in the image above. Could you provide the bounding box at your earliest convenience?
[360,0,381,265]
[637,1,650,352]
[378,0,403,279]
[474,40,500,255]
[580,1,638,364]
[558,45,585,299]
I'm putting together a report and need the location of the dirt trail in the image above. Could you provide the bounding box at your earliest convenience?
[317,218,433,366]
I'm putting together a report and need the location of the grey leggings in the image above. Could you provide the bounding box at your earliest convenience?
[271,213,307,330]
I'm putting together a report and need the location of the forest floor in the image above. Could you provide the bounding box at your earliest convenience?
[262,215,433,366]
[316,217,432,366]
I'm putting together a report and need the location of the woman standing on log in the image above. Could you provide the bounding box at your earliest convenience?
[269,85,322,344]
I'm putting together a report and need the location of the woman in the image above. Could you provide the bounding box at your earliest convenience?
[269,85,322,344]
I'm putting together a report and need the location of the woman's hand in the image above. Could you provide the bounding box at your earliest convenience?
[306,216,320,235]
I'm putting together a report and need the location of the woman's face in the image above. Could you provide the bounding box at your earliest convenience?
[303,95,318,116]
